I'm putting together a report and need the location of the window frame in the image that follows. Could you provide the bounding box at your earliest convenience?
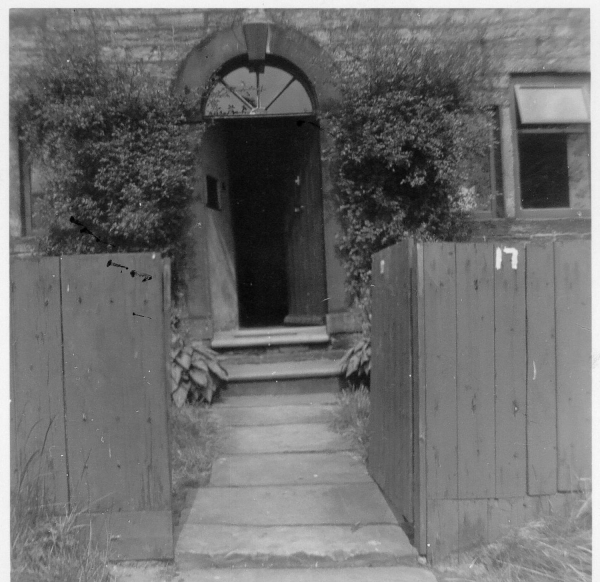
[510,74,591,218]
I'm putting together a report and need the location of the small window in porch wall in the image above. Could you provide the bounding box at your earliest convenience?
[206,175,221,211]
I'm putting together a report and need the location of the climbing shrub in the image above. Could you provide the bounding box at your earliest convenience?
[326,34,493,300]
[14,15,204,294]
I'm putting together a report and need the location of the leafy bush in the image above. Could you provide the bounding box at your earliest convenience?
[326,34,492,300]
[340,336,371,390]
[14,15,204,294]
[170,314,228,406]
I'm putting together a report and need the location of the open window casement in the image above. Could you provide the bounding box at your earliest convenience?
[514,85,590,125]
[512,76,591,216]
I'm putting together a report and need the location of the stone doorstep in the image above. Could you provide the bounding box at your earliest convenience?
[212,326,330,349]
[175,524,417,569]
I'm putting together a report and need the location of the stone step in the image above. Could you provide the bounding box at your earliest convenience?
[113,565,437,582]
[221,348,346,366]
[214,393,339,408]
[212,326,330,350]
[223,359,343,396]
[221,424,351,455]
[225,376,342,396]
[211,452,370,487]
[223,359,342,382]
[215,403,335,426]
[180,483,398,526]
[175,524,418,569]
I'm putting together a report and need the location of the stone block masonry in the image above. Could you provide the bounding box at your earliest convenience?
[10,8,590,90]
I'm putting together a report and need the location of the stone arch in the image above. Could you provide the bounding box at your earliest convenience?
[173,23,340,112]
[175,20,348,327]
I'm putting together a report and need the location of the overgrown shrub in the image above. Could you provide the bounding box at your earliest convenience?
[14,14,204,294]
[326,33,492,300]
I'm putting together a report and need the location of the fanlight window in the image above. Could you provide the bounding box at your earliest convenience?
[205,65,313,117]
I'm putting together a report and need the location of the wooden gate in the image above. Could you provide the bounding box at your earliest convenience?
[369,239,591,563]
[11,253,173,560]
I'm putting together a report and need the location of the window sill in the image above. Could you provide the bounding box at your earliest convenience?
[516,208,591,219]
[469,216,591,242]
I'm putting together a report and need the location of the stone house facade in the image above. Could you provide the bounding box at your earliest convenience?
[9,9,591,339]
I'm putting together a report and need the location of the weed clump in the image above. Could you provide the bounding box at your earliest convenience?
[169,404,222,525]
[475,496,592,582]
[11,483,113,581]
[329,387,371,460]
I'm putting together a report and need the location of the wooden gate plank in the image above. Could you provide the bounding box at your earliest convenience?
[368,247,391,491]
[61,253,172,559]
[494,243,527,497]
[426,499,458,564]
[10,256,68,505]
[423,243,458,500]
[411,241,428,555]
[456,243,495,499]
[554,240,591,491]
[368,242,414,522]
[525,244,558,495]
[458,500,488,559]
[392,240,414,521]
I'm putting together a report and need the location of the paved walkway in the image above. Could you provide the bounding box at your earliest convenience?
[113,391,436,581]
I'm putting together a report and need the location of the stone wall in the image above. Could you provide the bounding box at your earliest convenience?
[9,9,591,244]
[10,8,590,94]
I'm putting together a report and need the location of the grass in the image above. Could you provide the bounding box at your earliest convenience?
[169,403,222,525]
[11,461,113,582]
[328,386,371,460]
[434,491,592,582]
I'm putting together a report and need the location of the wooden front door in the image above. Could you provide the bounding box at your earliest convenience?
[284,121,327,326]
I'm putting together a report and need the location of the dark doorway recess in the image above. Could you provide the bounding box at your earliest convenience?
[225,117,327,328]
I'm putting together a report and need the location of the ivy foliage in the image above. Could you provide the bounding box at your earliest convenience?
[326,34,493,300]
[15,18,204,294]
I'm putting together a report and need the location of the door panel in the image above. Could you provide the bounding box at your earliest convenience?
[285,122,327,325]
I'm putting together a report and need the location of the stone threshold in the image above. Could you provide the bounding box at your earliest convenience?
[212,326,330,349]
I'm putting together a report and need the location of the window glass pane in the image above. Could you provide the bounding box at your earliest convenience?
[205,65,312,116]
[515,86,589,124]
[259,66,293,109]
[519,133,570,208]
[266,79,312,114]
[206,175,220,210]
[567,133,591,210]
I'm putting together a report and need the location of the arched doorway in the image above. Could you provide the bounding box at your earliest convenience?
[175,23,341,333]
[203,56,326,328]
